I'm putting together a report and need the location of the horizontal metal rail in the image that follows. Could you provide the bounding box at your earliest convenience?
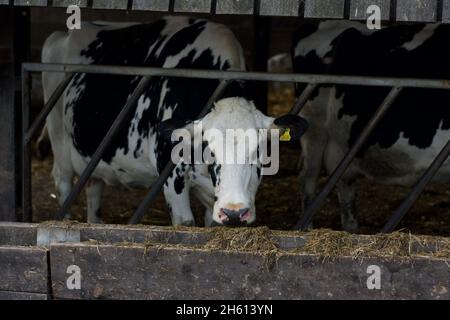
[23,63,450,90]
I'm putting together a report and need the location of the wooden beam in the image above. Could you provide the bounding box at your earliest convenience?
[216,0,254,15]
[0,290,50,300]
[349,0,391,21]
[174,0,211,13]
[259,0,299,16]
[0,246,49,294]
[50,242,450,300]
[396,0,438,22]
[304,0,346,18]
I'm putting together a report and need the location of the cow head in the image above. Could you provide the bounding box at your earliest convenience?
[162,97,308,227]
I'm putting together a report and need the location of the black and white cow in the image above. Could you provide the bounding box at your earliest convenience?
[293,21,450,232]
[42,17,307,227]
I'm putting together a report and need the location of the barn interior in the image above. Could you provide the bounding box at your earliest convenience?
[0,0,449,302]
[2,2,449,236]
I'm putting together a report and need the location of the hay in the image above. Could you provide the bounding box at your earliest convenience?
[204,227,280,270]
[205,227,277,252]
[39,221,450,265]
[301,229,450,262]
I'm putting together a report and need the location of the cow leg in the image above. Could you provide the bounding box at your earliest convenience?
[324,138,360,232]
[299,121,328,229]
[52,165,74,220]
[86,179,105,224]
[163,166,195,227]
[36,124,51,160]
[336,179,359,233]
[204,208,214,227]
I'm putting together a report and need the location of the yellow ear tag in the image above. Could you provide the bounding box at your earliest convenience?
[280,128,292,142]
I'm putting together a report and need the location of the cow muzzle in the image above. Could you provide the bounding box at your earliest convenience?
[219,208,252,226]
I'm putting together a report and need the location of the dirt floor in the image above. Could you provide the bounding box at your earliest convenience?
[31,86,450,236]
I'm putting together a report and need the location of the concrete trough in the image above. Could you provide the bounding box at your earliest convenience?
[0,222,448,300]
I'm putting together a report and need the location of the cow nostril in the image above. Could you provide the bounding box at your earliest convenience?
[221,208,251,224]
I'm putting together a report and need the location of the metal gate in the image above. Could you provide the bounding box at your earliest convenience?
[21,62,450,233]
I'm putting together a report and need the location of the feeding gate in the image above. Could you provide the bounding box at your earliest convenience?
[0,0,449,300]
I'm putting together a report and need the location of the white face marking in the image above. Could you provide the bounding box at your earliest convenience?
[198,97,274,225]
[400,24,439,52]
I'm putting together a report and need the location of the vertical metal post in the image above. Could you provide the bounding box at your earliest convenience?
[21,71,74,221]
[0,5,17,221]
[24,73,75,144]
[289,83,318,115]
[17,6,31,222]
[128,80,231,225]
[56,76,152,220]
[382,139,450,233]
[253,15,270,114]
[295,87,403,230]
[21,67,32,222]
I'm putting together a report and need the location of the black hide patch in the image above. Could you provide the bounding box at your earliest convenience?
[65,18,248,172]
[174,166,185,195]
[208,163,222,188]
[292,23,450,154]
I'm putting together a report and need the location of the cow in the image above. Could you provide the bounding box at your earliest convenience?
[267,53,294,91]
[293,21,450,232]
[42,17,308,227]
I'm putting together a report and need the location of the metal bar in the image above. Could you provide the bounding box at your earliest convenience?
[295,87,403,231]
[0,7,18,222]
[289,83,318,115]
[24,73,74,145]
[128,80,230,225]
[23,63,450,90]
[56,76,152,220]
[252,14,270,113]
[382,139,450,233]
[21,67,32,222]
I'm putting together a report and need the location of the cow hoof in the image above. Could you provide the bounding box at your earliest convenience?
[179,220,195,227]
[343,220,359,233]
[37,138,51,160]
[304,222,314,231]
[88,218,105,224]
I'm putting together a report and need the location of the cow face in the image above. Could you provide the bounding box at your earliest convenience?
[164,97,309,227]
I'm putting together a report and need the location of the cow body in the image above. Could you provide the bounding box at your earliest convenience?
[43,17,280,226]
[293,21,450,231]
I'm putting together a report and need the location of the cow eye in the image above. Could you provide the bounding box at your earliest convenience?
[208,164,221,188]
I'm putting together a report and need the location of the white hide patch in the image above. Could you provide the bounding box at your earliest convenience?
[389,122,450,175]
[147,16,245,71]
[400,23,440,51]
[294,21,370,60]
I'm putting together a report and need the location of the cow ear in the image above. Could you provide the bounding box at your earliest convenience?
[273,114,309,142]
[159,118,190,143]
